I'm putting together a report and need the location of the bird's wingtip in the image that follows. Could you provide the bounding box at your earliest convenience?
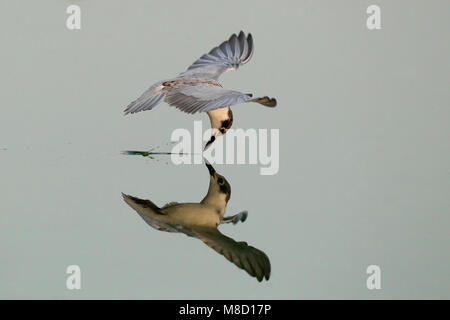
[271,98,277,107]
[241,211,248,223]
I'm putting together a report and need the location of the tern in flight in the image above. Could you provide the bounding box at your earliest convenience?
[123,31,277,150]
[122,163,271,282]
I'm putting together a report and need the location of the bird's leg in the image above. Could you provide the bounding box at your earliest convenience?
[222,211,248,225]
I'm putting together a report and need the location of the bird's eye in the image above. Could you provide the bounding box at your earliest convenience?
[217,177,224,185]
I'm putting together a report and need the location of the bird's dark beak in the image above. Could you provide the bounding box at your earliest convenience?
[205,162,216,176]
[204,135,216,151]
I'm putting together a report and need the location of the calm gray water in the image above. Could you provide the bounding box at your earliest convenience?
[0,0,449,299]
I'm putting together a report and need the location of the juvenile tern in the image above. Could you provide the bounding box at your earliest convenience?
[122,163,271,281]
[124,31,277,150]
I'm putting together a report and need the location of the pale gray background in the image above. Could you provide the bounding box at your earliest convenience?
[0,0,449,299]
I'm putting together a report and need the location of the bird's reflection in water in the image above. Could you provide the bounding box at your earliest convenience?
[122,163,270,282]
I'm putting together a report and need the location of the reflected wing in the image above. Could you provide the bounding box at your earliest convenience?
[122,193,178,233]
[193,226,271,282]
[222,211,248,225]
[164,83,253,114]
[179,31,254,80]
[122,193,196,236]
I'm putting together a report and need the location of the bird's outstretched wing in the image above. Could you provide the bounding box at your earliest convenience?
[122,193,196,236]
[179,31,254,80]
[192,226,271,282]
[164,83,276,114]
[123,81,167,115]
[122,193,178,233]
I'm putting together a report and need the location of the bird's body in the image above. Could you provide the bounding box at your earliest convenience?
[122,163,270,282]
[124,31,277,149]
[161,203,222,227]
